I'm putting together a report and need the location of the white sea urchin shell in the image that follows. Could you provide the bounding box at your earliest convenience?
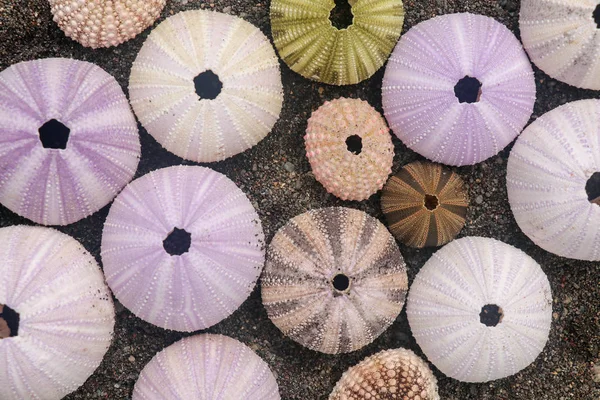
[407,237,552,382]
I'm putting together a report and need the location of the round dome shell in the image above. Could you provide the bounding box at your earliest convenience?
[381,161,468,248]
[0,58,140,226]
[49,0,166,49]
[129,10,284,163]
[0,226,115,400]
[329,348,440,400]
[382,13,536,166]
[407,237,553,382]
[133,334,280,399]
[270,0,404,85]
[261,207,408,354]
[520,0,600,91]
[305,98,394,201]
[507,99,600,261]
[101,165,265,331]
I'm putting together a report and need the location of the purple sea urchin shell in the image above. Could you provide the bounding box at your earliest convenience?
[382,13,536,166]
[0,58,140,226]
[0,225,115,400]
[101,165,265,331]
[133,334,280,399]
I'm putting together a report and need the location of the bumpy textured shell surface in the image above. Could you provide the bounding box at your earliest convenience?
[133,334,280,400]
[102,165,265,331]
[520,0,600,91]
[129,10,284,163]
[507,99,600,261]
[262,207,408,354]
[49,0,166,49]
[0,58,140,226]
[329,348,440,400]
[0,226,115,400]
[305,98,394,201]
[407,237,553,382]
[271,0,404,85]
[381,161,468,248]
[382,13,536,166]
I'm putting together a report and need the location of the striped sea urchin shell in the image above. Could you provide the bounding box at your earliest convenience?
[0,58,140,226]
[129,10,284,163]
[270,0,404,85]
[407,237,553,382]
[261,207,408,354]
[381,161,468,248]
[133,334,280,399]
[520,0,600,91]
[0,226,115,400]
[49,0,166,49]
[101,165,265,331]
[507,99,600,261]
[305,98,394,201]
[382,13,536,166]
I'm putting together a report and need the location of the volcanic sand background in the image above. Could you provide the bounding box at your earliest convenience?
[0,0,599,399]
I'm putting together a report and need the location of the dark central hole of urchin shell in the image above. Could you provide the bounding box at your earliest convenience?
[424,194,439,210]
[479,304,503,327]
[330,0,354,30]
[0,305,20,338]
[38,119,70,149]
[586,172,600,205]
[163,228,192,256]
[194,70,222,100]
[594,5,600,28]
[454,76,482,104]
[332,273,350,291]
[345,135,363,155]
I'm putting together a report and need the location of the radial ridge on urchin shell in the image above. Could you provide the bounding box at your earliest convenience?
[129,10,284,163]
[407,237,553,383]
[261,207,408,354]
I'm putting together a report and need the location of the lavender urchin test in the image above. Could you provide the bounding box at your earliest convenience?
[0,58,140,226]
[101,165,265,331]
[382,13,536,166]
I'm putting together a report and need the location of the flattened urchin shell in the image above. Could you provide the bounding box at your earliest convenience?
[129,10,284,163]
[381,161,468,248]
[507,99,600,261]
[520,0,600,91]
[271,0,404,85]
[261,207,408,354]
[101,165,265,331]
[382,13,536,166]
[407,237,553,382]
[49,0,166,49]
[0,58,140,226]
[305,98,394,201]
[329,348,439,400]
[0,226,114,400]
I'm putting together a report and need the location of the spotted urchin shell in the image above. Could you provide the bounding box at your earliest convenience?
[507,99,600,261]
[382,13,536,166]
[329,348,440,400]
[381,161,468,248]
[261,207,408,354]
[271,0,404,85]
[49,0,166,49]
[133,334,280,399]
[305,98,394,201]
[0,225,115,400]
[0,58,140,226]
[101,165,265,331]
[407,236,552,382]
[129,10,284,163]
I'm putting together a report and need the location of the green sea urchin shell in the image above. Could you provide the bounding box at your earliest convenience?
[271,0,404,85]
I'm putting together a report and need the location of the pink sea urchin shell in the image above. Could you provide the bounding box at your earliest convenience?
[305,98,394,201]
[0,225,115,400]
[133,334,280,399]
[382,13,536,166]
[101,165,265,331]
[0,58,140,226]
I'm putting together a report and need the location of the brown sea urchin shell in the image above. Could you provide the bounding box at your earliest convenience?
[381,161,468,248]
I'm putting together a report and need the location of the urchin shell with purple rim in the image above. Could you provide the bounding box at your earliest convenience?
[0,58,140,226]
[382,13,536,166]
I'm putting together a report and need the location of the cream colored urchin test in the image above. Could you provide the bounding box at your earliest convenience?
[129,10,284,162]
